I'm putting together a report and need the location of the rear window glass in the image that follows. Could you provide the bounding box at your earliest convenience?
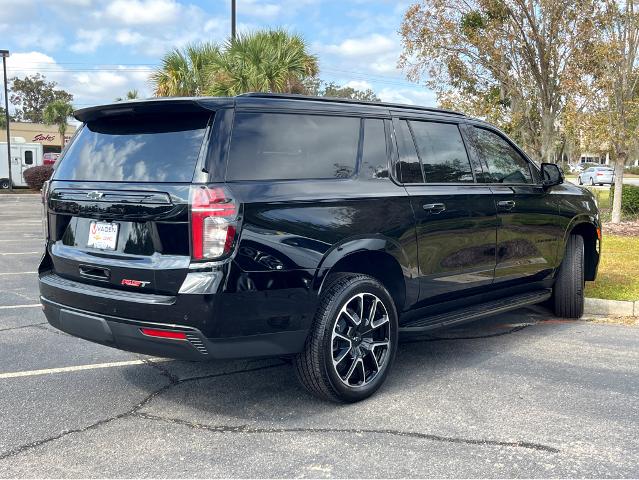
[54,113,210,182]
[226,113,360,181]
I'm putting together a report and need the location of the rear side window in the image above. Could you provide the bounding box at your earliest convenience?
[55,113,210,182]
[226,113,360,181]
[469,127,532,184]
[409,121,473,183]
[395,120,423,183]
[360,119,389,180]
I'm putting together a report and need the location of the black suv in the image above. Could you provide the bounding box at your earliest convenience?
[39,93,600,402]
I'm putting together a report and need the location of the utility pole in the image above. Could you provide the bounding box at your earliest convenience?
[1,49,11,192]
[231,0,236,40]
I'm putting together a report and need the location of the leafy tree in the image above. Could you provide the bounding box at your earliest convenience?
[151,43,219,96]
[321,82,380,101]
[152,30,318,97]
[589,0,639,223]
[303,79,381,101]
[399,0,596,162]
[115,89,139,101]
[9,74,73,123]
[43,100,74,149]
[205,30,318,96]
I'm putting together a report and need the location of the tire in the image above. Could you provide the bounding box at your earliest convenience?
[552,234,585,319]
[294,274,398,403]
[578,177,583,185]
[590,177,595,186]
[0,178,10,190]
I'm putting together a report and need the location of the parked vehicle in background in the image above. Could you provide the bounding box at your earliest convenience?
[578,166,615,185]
[568,163,584,173]
[39,94,600,402]
[0,139,44,189]
[43,153,60,166]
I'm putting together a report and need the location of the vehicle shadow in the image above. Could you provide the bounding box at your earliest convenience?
[121,305,568,426]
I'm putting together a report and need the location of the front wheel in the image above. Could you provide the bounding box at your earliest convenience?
[578,177,583,185]
[590,177,595,186]
[552,234,585,318]
[294,274,398,402]
[0,178,10,190]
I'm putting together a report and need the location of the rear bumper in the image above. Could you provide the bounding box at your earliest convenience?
[42,296,308,360]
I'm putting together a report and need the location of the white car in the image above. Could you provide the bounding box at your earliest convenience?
[578,166,615,185]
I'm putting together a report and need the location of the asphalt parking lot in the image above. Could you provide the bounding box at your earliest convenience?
[0,193,638,478]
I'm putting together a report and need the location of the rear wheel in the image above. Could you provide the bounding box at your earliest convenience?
[294,274,398,402]
[552,234,585,318]
[0,178,10,189]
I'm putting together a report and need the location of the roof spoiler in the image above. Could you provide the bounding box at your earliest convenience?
[74,98,218,123]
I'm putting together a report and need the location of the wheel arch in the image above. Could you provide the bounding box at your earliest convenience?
[564,219,600,281]
[313,237,413,313]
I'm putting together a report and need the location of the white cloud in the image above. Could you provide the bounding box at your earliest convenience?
[12,24,64,52]
[115,30,145,46]
[238,0,282,19]
[102,0,182,25]
[6,51,154,109]
[70,29,109,53]
[322,34,397,58]
[377,87,437,106]
[343,80,373,91]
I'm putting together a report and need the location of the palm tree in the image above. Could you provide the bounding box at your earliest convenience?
[205,29,318,96]
[151,30,318,97]
[43,100,74,149]
[115,89,139,101]
[151,43,220,96]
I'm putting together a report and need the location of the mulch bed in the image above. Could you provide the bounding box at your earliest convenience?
[603,220,639,237]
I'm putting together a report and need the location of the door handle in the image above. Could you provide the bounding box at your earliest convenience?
[497,200,516,211]
[423,203,446,214]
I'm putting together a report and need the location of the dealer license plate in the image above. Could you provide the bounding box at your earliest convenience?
[87,222,119,250]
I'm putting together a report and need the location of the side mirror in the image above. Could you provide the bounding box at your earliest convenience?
[541,163,563,187]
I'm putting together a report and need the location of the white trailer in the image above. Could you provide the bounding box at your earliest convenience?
[0,138,44,189]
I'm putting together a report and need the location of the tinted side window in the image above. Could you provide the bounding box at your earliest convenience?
[470,127,532,184]
[361,119,389,180]
[227,113,359,181]
[395,119,423,183]
[24,151,33,165]
[409,121,473,183]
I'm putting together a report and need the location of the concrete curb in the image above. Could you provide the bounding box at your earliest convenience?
[585,297,639,317]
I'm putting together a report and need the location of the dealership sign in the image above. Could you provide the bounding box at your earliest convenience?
[33,133,56,142]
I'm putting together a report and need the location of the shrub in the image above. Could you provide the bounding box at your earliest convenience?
[23,165,53,191]
[626,165,639,175]
[611,184,639,215]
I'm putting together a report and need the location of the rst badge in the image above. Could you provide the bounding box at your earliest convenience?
[121,279,151,288]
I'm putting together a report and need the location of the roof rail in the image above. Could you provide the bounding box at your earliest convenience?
[236,92,466,117]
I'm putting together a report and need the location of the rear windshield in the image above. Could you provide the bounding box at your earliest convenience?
[54,112,210,182]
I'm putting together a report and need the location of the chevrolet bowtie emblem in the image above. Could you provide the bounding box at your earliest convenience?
[87,191,104,200]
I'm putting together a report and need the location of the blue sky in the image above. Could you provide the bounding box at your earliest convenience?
[0,0,436,110]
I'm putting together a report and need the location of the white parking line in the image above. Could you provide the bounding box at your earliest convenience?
[0,239,42,242]
[0,252,40,255]
[0,358,170,379]
[0,304,41,310]
[0,271,37,276]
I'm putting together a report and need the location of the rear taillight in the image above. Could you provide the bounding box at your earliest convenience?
[190,185,238,261]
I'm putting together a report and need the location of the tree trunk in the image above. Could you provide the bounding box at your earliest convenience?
[611,153,626,224]
[540,110,555,163]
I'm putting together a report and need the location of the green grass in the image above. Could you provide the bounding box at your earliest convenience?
[585,235,639,301]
